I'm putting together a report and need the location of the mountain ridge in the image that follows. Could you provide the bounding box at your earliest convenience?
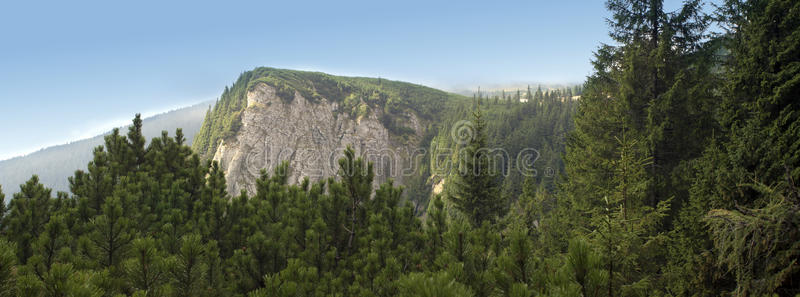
[0,100,213,193]
[194,67,469,194]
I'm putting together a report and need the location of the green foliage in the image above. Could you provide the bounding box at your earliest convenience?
[0,186,5,229]
[3,175,52,264]
[1,1,796,295]
[256,259,320,297]
[166,234,206,297]
[706,183,800,296]
[41,263,104,297]
[448,108,505,226]
[86,196,132,270]
[122,237,167,296]
[0,239,16,297]
[678,0,800,295]
[564,237,606,297]
[395,271,473,297]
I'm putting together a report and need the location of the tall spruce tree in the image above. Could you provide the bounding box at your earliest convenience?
[562,0,716,293]
[691,0,800,295]
[448,108,504,226]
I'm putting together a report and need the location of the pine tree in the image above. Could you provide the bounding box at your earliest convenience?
[3,176,52,264]
[564,237,605,297]
[104,128,133,182]
[0,239,17,296]
[526,85,533,103]
[425,195,447,264]
[493,226,536,296]
[396,271,474,297]
[337,146,373,255]
[201,240,224,296]
[123,237,167,295]
[128,114,146,170]
[29,214,72,278]
[230,232,273,292]
[86,196,132,270]
[199,161,229,244]
[41,263,104,297]
[167,234,206,297]
[448,108,504,226]
[0,186,5,227]
[257,259,320,297]
[70,146,114,219]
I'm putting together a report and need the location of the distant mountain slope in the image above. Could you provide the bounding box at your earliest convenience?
[0,101,213,194]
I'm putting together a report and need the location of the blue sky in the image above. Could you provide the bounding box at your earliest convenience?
[0,0,703,160]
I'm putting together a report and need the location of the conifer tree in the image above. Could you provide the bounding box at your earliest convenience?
[396,271,474,297]
[70,146,114,219]
[128,114,146,170]
[198,161,229,244]
[167,234,206,297]
[0,239,17,296]
[493,226,536,295]
[104,128,133,182]
[123,237,167,295]
[257,259,320,297]
[424,195,447,264]
[449,108,504,226]
[0,186,5,227]
[201,240,224,296]
[29,214,72,277]
[692,0,800,295]
[337,146,373,255]
[3,176,52,264]
[86,196,132,270]
[564,237,605,297]
[41,263,104,297]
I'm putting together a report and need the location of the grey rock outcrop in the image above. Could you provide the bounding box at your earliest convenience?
[212,82,422,194]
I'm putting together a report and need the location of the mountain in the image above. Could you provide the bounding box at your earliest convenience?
[192,67,465,194]
[0,101,213,194]
[193,67,576,208]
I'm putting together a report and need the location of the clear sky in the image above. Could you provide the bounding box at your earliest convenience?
[0,0,701,160]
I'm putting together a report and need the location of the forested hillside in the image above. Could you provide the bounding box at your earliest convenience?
[191,66,576,210]
[0,0,797,296]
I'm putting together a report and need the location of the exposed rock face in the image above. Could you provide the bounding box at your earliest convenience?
[212,83,422,194]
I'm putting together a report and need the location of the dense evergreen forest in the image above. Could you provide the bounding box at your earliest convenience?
[0,0,798,296]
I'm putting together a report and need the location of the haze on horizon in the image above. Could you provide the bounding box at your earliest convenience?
[0,0,700,160]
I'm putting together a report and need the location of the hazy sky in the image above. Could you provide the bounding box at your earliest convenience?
[0,0,703,160]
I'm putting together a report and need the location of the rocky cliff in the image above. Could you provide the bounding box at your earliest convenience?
[194,68,454,194]
[212,82,423,194]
